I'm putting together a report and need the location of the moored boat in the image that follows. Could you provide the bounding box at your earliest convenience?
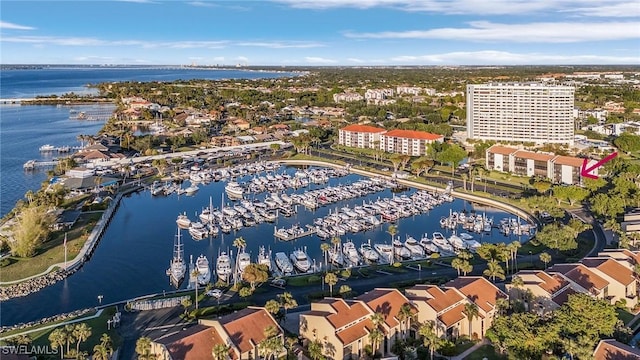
[216,252,232,283]
[176,212,191,229]
[195,254,211,285]
[290,248,311,273]
[166,227,186,286]
[275,252,294,275]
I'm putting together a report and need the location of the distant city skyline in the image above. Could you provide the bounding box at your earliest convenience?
[1,0,639,65]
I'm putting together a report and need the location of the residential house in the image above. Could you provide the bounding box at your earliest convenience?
[380,129,444,156]
[547,264,610,301]
[151,307,284,360]
[299,289,415,359]
[210,136,240,148]
[338,124,386,149]
[511,150,554,178]
[506,270,573,314]
[405,277,506,340]
[593,339,640,359]
[581,257,638,307]
[552,155,588,185]
[485,145,517,172]
[622,209,640,235]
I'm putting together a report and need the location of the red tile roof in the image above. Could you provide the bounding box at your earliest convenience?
[322,298,372,329]
[336,318,375,345]
[582,258,635,286]
[383,129,444,141]
[356,288,416,328]
[156,324,217,360]
[447,277,506,313]
[533,271,569,294]
[593,339,640,360]
[422,285,465,312]
[552,286,578,306]
[549,264,609,292]
[513,150,554,162]
[438,304,466,327]
[340,124,386,133]
[487,145,518,156]
[220,307,281,354]
[553,155,585,167]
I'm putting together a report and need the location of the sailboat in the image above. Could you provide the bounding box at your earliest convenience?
[166,227,186,286]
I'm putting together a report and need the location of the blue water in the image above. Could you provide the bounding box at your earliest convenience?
[0,67,293,217]
[0,67,528,327]
[0,167,529,326]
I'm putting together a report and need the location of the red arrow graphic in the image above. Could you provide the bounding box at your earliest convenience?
[581,152,618,180]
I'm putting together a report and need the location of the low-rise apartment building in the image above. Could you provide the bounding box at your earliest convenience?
[338,124,387,149]
[485,145,598,185]
[299,289,416,359]
[379,129,444,156]
[150,307,284,360]
[405,277,506,339]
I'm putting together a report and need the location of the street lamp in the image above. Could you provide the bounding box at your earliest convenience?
[97,295,103,305]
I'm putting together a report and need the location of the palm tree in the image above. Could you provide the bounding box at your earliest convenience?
[483,259,505,282]
[191,269,200,310]
[462,303,479,339]
[369,312,385,355]
[232,237,246,288]
[418,321,440,360]
[495,298,510,316]
[509,241,521,272]
[265,299,281,316]
[308,339,324,360]
[451,258,464,276]
[181,297,192,315]
[461,172,468,191]
[49,328,66,359]
[277,292,298,317]
[259,326,283,359]
[460,261,473,276]
[73,323,92,355]
[135,337,154,360]
[285,336,298,359]
[397,303,414,339]
[212,343,230,360]
[387,224,398,244]
[511,275,525,300]
[64,324,76,355]
[539,252,552,269]
[320,242,330,270]
[93,344,111,360]
[324,272,338,296]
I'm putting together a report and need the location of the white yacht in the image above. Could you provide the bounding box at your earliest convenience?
[216,252,232,283]
[166,227,186,286]
[257,246,272,270]
[176,213,191,229]
[359,241,379,263]
[328,248,344,267]
[432,232,455,254]
[184,183,199,195]
[225,181,244,198]
[188,221,208,240]
[448,233,466,251]
[290,249,311,273]
[393,239,411,260]
[237,251,251,275]
[343,240,361,266]
[195,254,211,285]
[374,243,394,263]
[419,233,440,254]
[404,236,425,257]
[275,252,294,275]
[464,238,482,252]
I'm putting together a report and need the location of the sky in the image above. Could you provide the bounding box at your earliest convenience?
[1,0,639,66]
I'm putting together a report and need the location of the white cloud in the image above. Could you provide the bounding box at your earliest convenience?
[388,50,640,65]
[236,56,249,62]
[305,56,337,63]
[188,1,217,7]
[0,21,35,30]
[236,41,324,49]
[274,0,638,16]
[73,56,116,62]
[347,58,365,63]
[212,56,225,61]
[345,21,640,43]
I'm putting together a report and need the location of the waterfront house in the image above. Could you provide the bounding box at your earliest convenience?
[485,145,517,172]
[593,339,640,359]
[505,270,573,314]
[511,150,554,178]
[547,264,610,301]
[151,307,284,360]
[405,277,506,339]
[299,288,415,359]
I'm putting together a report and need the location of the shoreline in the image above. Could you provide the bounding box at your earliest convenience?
[0,158,536,300]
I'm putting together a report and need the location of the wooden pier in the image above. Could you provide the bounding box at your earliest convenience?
[23,159,59,170]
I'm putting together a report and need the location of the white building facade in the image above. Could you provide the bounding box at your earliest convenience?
[467,83,575,145]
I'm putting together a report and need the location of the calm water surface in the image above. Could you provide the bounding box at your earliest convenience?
[0,167,530,326]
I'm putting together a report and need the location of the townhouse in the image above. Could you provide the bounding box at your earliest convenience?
[150,307,284,360]
[485,144,599,185]
[405,277,506,340]
[299,289,416,359]
[510,250,640,312]
[593,339,640,359]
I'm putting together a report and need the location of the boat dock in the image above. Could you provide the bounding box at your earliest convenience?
[273,225,317,241]
[23,159,59,170]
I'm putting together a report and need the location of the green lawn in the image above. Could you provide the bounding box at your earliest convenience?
[0,309,97,341]
[0,213,102,282]
[518,240,547,255]
[617,308,635,325]
[464,345,507,360]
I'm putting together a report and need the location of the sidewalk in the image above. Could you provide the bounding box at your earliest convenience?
[450,339,488,360]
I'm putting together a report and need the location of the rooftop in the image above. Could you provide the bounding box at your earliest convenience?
[383,129,444,141]
[340,124,386,133]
